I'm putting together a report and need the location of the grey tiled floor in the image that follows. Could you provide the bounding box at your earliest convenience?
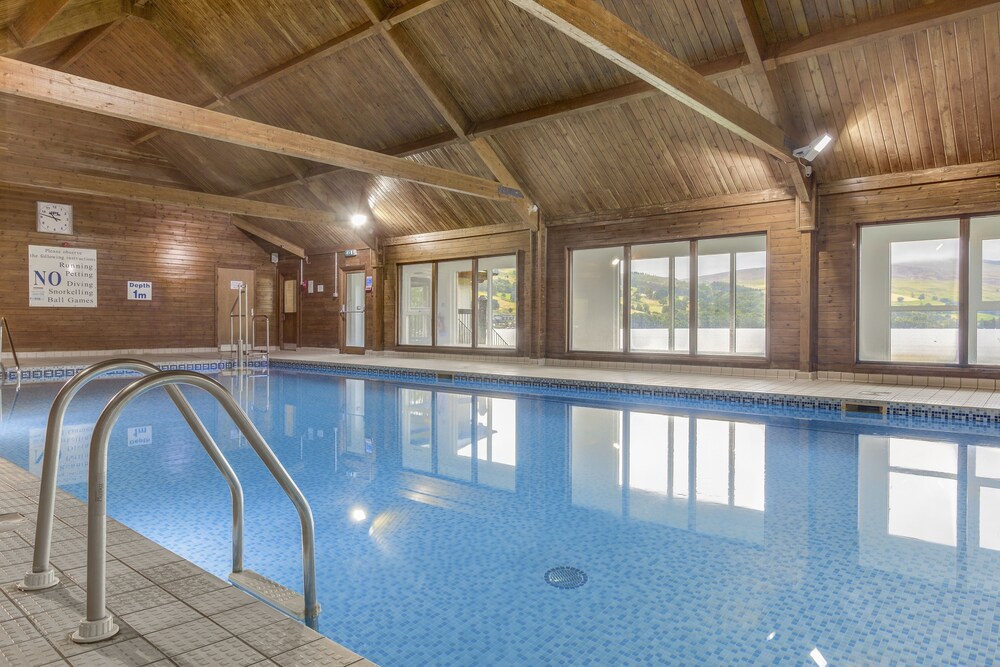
[0,459,376,667]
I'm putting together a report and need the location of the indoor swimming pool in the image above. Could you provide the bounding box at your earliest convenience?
[2,368,1000,666]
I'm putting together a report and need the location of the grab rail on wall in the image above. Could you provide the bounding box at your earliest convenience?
[20,359,245,594]
[68,370,319,643]
[0,317,23,389]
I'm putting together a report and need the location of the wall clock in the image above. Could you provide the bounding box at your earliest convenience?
[37,202,73,235]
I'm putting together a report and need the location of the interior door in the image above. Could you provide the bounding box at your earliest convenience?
[280,273,298,350]
[216,268,255,351]
[341,271,365,354]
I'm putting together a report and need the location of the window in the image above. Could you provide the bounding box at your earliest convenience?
[697,235,767,356]
[397,255,517,350]
[971,215,1000,365]
[859,220,960,363]
[570,246,624,352]
[569,234,766,357]
[399,264,432,346]
[436,260,473,347]
[477,255,517,349]
[859,214,999,366]
[630,242,689,353]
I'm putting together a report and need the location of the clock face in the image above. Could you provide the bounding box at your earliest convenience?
[37,202,73,235]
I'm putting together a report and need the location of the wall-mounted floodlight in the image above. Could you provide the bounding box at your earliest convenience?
[793,134,833,162]
[350,214,367,227]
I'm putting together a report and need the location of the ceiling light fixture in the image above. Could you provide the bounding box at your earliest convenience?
[793,134,833,162]
[350,214,367,227]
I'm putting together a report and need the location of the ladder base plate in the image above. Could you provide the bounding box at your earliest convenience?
[229,570,319,620]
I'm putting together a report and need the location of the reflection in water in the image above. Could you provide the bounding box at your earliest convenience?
[29,423,93,485]
[6,372,1000,666]
[570,407,766,540]
[859,435,1000,583]
[400,388,516,491]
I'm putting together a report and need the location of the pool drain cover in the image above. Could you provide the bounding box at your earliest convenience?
[544,566,587,589]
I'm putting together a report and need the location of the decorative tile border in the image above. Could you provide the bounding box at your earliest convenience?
[271,360,1000,431]
[4,359,266,384]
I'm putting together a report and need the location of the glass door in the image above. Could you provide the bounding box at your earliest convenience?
[342,271,365,353]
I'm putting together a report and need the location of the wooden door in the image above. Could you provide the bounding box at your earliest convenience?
[217,268,255,350]
[279,273,299,350]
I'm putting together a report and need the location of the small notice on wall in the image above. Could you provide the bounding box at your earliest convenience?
[28,245,97,308]
[128,281,152,301]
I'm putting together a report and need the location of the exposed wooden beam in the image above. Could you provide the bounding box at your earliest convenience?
[506,0,795,167]
[382,222,530,246]
[370,12,539,223]
[131,0,451,145]
[770,0,1000,66]
[352,0,538,223]
[235,131,461,197]
[385,0,451,25]
[223,0,987,202]
[8,0,74,48]
[225,22,379,103]
[231,217,307,257]
[141,28,312,186]
[469,55,748,139]
[0,162,365,233]
[0,57,526,203]
[728,0,810,201]
[819,160,1000,195]
[48,17,126,70]
[1,3,126,56]
[547,188,794,226]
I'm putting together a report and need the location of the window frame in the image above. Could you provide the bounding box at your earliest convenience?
[565,232,770,360]
[395,252,521,354]
[854,212,1000,370]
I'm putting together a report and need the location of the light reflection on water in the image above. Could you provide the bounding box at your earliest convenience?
[2,370,1000,666]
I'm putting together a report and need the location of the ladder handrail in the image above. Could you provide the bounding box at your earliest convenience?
[0,317,22,389]
[74,370,318,643]
[20,359,244,593]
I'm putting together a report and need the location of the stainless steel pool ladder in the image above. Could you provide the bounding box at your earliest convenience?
[19,361,320,644]
[0,317,23,389]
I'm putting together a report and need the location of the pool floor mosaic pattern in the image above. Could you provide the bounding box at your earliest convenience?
[3,370,1000,665]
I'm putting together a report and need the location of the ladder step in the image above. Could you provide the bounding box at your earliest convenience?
[229,570,319,620]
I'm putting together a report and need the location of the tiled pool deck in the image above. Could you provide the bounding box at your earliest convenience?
[3,347,1000,666]
[0,458,375,667]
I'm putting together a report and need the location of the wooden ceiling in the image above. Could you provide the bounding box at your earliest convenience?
[1,0,997,250]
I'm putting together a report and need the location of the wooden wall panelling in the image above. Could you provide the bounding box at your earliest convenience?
[543,199,801,368]
[0,185,272,352]
[383,229,531,353]
[816,172,1000,376]
[293,247,380,350]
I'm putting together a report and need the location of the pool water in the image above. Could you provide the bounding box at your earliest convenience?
[2,369,1000,666]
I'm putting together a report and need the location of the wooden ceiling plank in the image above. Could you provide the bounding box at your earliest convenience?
[1,162,361,231]
[0,57,526,203]
[9,0,74,48]
[386,0,452,25]
[818,159,1000,195]
[131,0,452,145]
[225,22,381,103]
[48,17,127,70]
[235,131,461,197]
[379,25,470,136]
[505,0,795,164]
[360,0,539,225]
[231,216,307,257]
[167,0,990,205]
[770,0,1000,66]
[728,0,810,201]
[547,187,794,226]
